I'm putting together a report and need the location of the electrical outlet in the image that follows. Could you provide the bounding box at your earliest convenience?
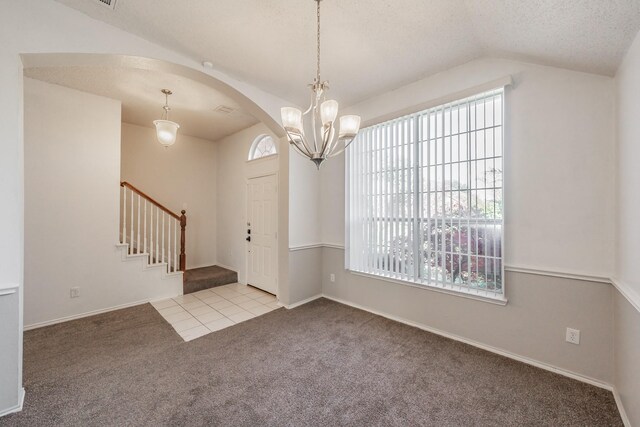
[70,287,80,298]
[330,273,336,283]
[566,328,580,345]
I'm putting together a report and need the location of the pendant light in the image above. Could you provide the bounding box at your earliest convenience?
[153,89,180,147]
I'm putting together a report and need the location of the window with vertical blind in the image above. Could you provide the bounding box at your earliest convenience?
[347,88,505,300]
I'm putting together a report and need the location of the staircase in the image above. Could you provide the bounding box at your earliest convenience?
[183,265,238,294]
[119,181,186,276]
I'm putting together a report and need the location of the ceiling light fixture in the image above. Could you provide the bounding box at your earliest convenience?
[281,0,361,169]
[153,89,180,147]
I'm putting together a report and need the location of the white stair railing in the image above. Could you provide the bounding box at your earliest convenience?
[119,182,186,273]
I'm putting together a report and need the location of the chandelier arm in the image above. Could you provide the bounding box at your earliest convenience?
[303,88,315,115]
[319,124,335,158]
[327,136,356,158]
[310,104,320,154]
[284,127,313,157]
[290,139,314,159]
[324,125,342,157]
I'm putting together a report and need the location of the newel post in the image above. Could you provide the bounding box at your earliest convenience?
[179,210,187,271]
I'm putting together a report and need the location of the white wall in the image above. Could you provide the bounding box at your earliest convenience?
[614,29,640,426]
[1,0,291,412]
[289,150,322,248]
[121,123,217,269]
[324,58,615,277]
[216,123,280,284]
[320,58,616,384]
[24,78,182,328]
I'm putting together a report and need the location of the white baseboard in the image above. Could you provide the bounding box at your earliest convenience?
[321,293,613,391]
[23,296,179,331]
[280,294,323,309]
[612,388,631,427]
[0,387,25,418]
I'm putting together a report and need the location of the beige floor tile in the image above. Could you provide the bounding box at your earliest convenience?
[193,290,215,300]
[255,295,277,304]
[163,311,193,324]
[246,290,270,299]
[202,294,224,305]
[238,299,263,310]
[247,305,274,316]
[218,304,246,317]
[173,294,199,304]
[151,299,178,310]
[234,286,254,295]
[221,291,244,300]
[196,310,225,324]
[172,317,202,332]
[158,305,186,316]
[265,301,281,309]
[208,299,235,310]
[229,295,253,304]
[188,305,215,317]
[178,325,210,342]
[181,300,207,310]
[205,317,235,332]
[227,311,256,324]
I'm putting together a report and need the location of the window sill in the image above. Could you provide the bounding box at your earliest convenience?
[346,270,508,306]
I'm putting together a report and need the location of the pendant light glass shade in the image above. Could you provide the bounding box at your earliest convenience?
[154,89,179,147]
[338,115,361,138]
[281,107,304,133]
[154,119,180,147]
[320,100,339,125]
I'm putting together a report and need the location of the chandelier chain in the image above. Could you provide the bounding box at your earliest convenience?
[316,0,321,83]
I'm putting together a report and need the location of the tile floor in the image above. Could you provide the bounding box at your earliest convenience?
[150,283,280,341]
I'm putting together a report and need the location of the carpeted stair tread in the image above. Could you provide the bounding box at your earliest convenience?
[183,265,238,294]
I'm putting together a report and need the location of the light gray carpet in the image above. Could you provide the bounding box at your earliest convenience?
[1,299,622,426]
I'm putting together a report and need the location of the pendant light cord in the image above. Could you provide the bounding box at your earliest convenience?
[316,0,321,83]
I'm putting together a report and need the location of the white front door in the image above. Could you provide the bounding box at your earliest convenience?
[247,174,278,295]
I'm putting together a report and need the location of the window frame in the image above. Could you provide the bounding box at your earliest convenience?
[345,86,508,304]
[248,134,278,161]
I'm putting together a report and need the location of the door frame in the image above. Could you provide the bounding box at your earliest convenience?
[245,171,279,298]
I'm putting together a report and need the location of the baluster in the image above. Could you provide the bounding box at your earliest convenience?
[122,186,127,245]
[143,200,147,255]
[168,215,172,272]
[174,218,178,273]
[155,208,159,264]
[180,210,186,271]
[162,212,165,266]
[136,194,141,254]
[129,189,134,255]
[149,205,154,264]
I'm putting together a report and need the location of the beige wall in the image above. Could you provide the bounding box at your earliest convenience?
[614,28,640,426]
[215,123,280,285]
[121,123,217,269]
[24,79,182,328]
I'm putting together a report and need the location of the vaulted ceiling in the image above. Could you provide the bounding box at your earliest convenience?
[57,0,640,108]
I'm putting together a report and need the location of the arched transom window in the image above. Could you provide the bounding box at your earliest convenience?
[248,134,277,161]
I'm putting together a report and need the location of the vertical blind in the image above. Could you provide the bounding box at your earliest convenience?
[347,88,504,298]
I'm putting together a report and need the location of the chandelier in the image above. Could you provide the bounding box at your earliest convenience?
[281,0,361,169]
[153,89,180,147]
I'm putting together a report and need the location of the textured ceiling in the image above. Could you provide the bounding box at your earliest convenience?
[56,0,640,107]
[24,66,258,141]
